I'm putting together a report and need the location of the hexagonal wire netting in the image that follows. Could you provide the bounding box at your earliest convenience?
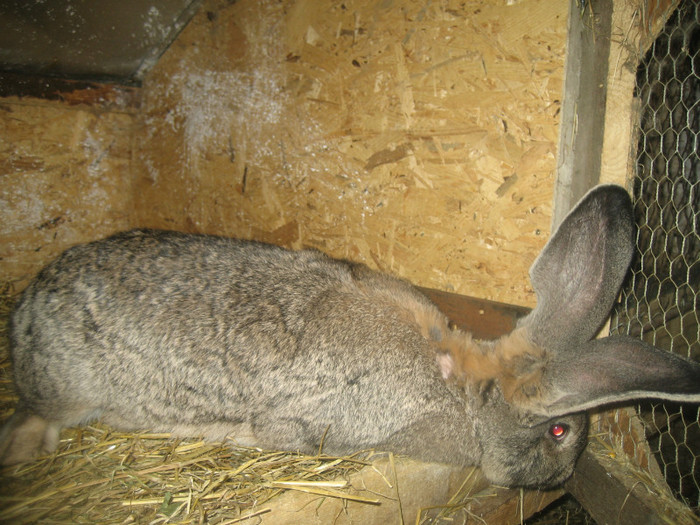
[609,0,700,513]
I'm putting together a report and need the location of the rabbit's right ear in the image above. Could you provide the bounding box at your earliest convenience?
[508,184,700,418]
[518,185,635,353]
[522,336,700,418]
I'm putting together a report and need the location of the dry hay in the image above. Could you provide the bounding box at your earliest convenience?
[0,430,376,524]
[0,286,379,524]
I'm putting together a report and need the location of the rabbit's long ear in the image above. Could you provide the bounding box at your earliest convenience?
[519,185,635,352]
[530,336,700,418]
[513,184,700,418]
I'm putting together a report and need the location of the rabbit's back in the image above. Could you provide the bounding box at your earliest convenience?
[9,229,470,457]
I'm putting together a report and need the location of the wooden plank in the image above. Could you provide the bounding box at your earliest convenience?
[0,72,140,110]
[252,444,564,525]
[419,286,530,340]
[566,448,659,525]
[416,483,564,524]
[566,444,700,525]
[553,0,614,227]
[254,457,490,524]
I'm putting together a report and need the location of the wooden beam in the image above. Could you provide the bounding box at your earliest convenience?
[566,443,699,525]
[553,0,613,228]
[419,287,529,341]
[0,72,140,110]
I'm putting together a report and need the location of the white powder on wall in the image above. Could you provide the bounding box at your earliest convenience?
[143,0,292,179]
[170,67,286,168]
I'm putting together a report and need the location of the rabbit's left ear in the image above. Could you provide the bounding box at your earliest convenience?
[518,185,635,353]
[528,336,700,418]
[513,184,700,417]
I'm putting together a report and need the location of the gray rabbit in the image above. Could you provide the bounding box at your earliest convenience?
[2,184,700,489]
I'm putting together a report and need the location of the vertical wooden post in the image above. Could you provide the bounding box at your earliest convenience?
[553,0,613,228]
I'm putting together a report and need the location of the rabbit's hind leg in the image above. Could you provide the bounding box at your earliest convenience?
[0,409,61,465]
[0,401,101,465]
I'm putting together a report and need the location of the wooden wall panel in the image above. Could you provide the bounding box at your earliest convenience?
[0,98,134,290]
[135,0,569,307]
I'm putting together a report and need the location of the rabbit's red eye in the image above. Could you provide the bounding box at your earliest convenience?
[549,423,568,440]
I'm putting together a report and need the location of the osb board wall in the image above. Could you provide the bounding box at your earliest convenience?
[0,98,134,290]
[134,0,570,307]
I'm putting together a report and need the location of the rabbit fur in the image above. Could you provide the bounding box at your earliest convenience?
[2,184,700,489]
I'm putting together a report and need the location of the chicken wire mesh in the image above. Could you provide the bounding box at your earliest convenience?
[608,0,700,513]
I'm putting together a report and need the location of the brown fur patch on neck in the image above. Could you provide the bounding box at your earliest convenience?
[348,271,547,406]
[429,324,547,408]
[380,288,547,398]
[491,329,547,405]
[351,278,504,385]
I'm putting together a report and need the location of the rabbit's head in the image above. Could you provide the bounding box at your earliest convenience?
[438,185,700,488]
[476,387,589,488]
